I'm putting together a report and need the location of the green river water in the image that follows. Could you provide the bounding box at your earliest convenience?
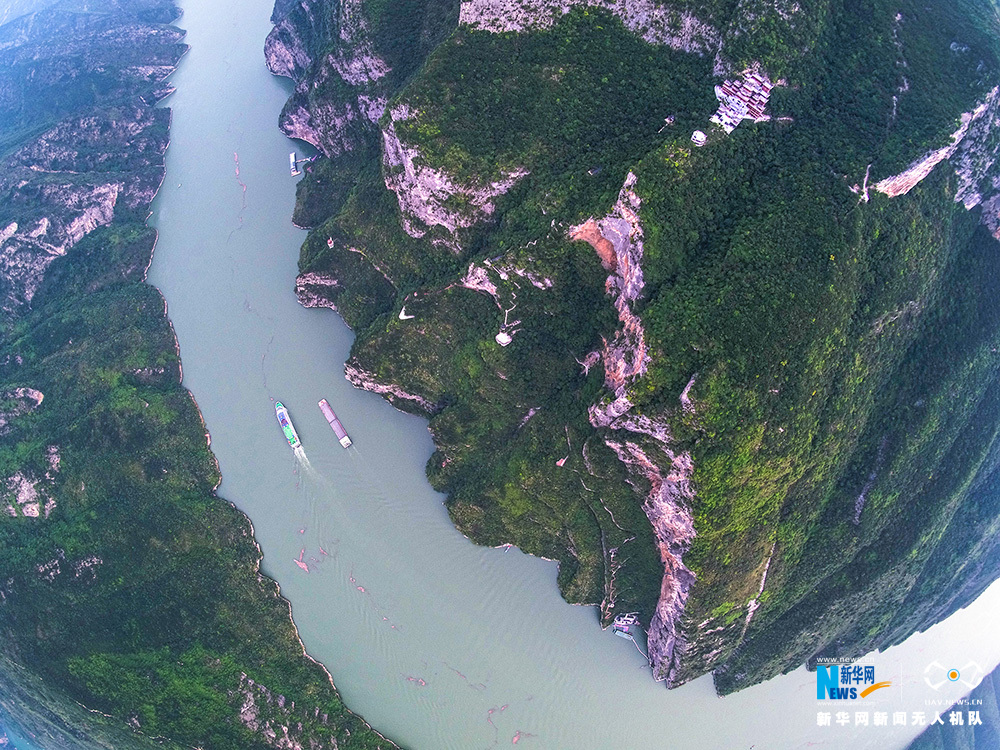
[132,0,1000,748]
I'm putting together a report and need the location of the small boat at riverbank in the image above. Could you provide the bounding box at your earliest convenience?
[612,612,640,640]
[274,401,301,449]
[318,399,352,448]
[612,612,651,659]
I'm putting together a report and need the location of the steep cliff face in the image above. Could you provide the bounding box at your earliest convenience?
[265,0,386,154]
[382,104,528,249]
[0,105,171,314]
[574,172,649,400]
[0,2,182,317]
[295,270,341,310]
[875,87,1000,198]
[459,0,719,54]
[0,7,185,154]
[606,435,696,683]
[459,0,830,76]
[872,82,1000,240]
[571,172,699,685]
[344,361,442,412]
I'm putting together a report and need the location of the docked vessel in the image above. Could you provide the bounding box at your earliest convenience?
[612,612,640,640]
[289,152,300,177]
[318,399,352,448]
[274,401,301,449]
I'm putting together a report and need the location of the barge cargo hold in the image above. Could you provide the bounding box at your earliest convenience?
[274,401,301,449]
[318,399,352,448]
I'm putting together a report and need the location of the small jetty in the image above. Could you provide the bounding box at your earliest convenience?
[611,612,649,658]
[318,399,352,448]
[290,152,318,177]
[612,612,640,640]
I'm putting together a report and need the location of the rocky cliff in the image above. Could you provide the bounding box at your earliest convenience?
[265,0,390,154]
[460,0,719,54]
[569,172,700,684]
[0,104,170,315]
[875,85,1000,220]
[381,103,528,250]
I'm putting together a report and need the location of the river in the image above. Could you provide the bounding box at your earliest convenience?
[143,0,1000,748]
[2,722,40,750]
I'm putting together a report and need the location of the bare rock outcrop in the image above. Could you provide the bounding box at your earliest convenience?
[569,218,616,270]
[459,0,719,56]
[236,673,346,750]
[0,387,43,435]
[875,87,1000,199]
[0,103,172,316]
[952,87,1000,212]
[2,444,60,520]
[980,193,1000,239]
[382,105,528,248]
[344,361,440,414]
[573,171,649,398]
[577,172,699,686]
[295,271,341,310]
[265,0,392,156]
[873,85,1000,237]
[606,435,696,684]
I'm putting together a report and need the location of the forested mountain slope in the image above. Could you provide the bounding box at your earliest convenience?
[269,0,1000,690]
[0,2,392,747]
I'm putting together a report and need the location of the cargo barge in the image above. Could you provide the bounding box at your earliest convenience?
[318,399,352,448]
[274,401,301,449]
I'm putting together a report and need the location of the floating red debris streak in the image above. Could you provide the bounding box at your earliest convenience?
[348,569,402,631]
[293,548,309,572]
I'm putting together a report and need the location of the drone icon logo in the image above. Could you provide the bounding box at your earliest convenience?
[924,661,985,691]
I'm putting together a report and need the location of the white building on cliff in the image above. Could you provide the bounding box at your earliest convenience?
[710,71,773,134]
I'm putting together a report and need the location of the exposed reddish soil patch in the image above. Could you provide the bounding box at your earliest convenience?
[570,219,616,271]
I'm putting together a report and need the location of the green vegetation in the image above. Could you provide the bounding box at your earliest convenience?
[0,8,186,157]
[292,0,1000,692]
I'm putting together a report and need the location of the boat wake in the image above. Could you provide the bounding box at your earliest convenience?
[289,450,340,574]
[293,445,316,475]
